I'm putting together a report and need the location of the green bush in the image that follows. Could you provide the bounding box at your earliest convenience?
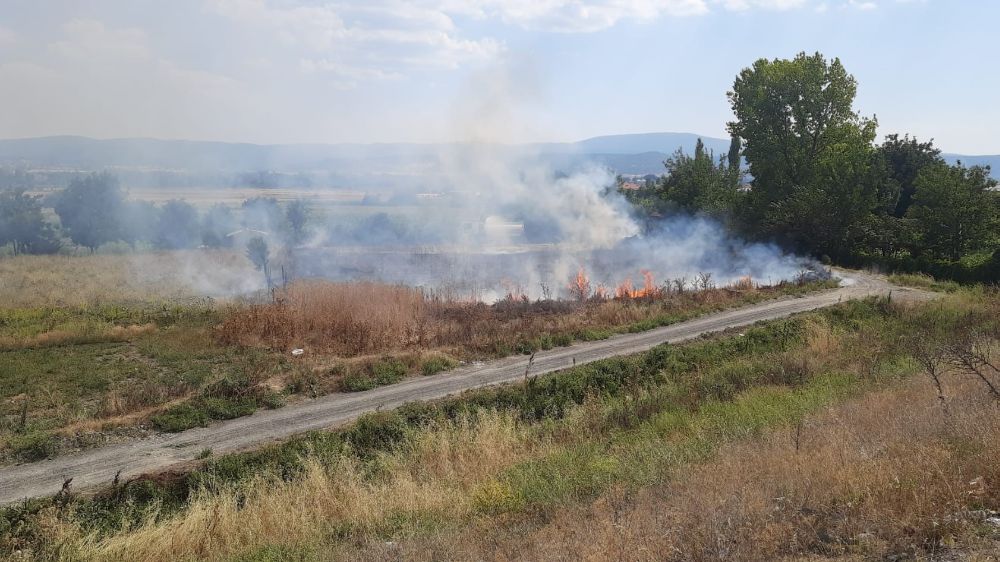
[151,403,209,432]
[200,397,258,421]
[552,333,574,347]
[371,358,407,385]
[344,412,408,457]
[9,431,59,461]
[340,371,377,392]
[421,355,456,376]
[342,358,408,391]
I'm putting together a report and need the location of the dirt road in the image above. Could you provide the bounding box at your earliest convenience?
[0,270,930,504]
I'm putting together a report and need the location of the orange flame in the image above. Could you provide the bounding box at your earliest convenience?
[615,270,662,299]
[568,267,591,300]
[594,283,609,300]
[731,274,755,290]
[615,277,634,299]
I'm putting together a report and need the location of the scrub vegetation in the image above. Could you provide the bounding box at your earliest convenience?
[2,289,998,561]
[0,253,833,462]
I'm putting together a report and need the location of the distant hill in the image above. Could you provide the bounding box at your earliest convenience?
[533,132,731,156]
[943,153,1000,172]
[0,133,994,182]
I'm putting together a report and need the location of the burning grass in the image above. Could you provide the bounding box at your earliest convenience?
[0,253,832,462]
[216,275,834,359]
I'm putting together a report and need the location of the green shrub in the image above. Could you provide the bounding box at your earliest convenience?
[552,333,573,347]
[340,370,376,392]
[342,358,408,391]
[199,397,258,421]
[576,328,613,341]
[421,355,456,376]
[371,357,407,385]
[151,403,209,432]
[9,431,59,461]
[344,412,408,457]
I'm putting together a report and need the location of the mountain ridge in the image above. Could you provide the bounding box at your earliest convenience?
[0,133,994,178]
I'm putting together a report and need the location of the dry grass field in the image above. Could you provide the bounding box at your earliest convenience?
[0,251,260,308]
[0,252,833,463]
[217,277,829,357]
[3,289,997,561]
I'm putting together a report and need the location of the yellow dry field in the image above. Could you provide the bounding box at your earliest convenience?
[0,251,261,308]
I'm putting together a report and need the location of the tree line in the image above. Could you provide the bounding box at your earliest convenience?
[623,52,1000,282]
[0,172,311,256]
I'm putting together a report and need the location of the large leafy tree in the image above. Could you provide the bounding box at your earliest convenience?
[53,172,125,252]
[0,189,61,255]
[727,52,884,258]
[907,162,999,261]
[878,134,944,218]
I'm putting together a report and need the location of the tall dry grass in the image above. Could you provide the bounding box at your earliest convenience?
[355,375,1000,561]
[0,251,258,308]
[216,278,792,357]
[79,410,550,561]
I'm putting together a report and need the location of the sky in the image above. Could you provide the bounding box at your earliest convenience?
[0,0,998,154]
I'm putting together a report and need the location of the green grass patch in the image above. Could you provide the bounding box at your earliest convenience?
[888,272,961,293]
[420,354,457,376]
[340,357,408,392]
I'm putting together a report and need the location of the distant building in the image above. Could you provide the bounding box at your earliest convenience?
[619,182,642,191]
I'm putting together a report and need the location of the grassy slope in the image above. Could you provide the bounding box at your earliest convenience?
[4,290,996,561]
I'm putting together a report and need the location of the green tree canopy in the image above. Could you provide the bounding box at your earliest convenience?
[0,189,61,255]
[878,134,944,218]
[154,199,200,250]
[201,203,237,248]
[727,52,884,258]
[907,162,999,261]
[53,172,125,252]
[285,199,310,245]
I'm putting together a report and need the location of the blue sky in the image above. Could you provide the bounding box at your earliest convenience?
[1,0,997,153]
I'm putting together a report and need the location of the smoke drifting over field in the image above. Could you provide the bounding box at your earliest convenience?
[289,146,817,300]
[123,63,820,301]
[284,62,818,300]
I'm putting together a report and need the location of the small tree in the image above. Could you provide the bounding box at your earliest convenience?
[153,199,200,250]
[246,236,272,288]
[0,189,61,255]
[53,172,125,252]
[907,162,998,261]
[285,199,310,245]
[201,203,237,248]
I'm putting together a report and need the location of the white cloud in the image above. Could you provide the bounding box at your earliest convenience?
[847,0,878,10]
[0,19,260,141]
[445,0,710,32]
[208,0,503,82]
[49,19,149,61]
[719,0,807,11]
